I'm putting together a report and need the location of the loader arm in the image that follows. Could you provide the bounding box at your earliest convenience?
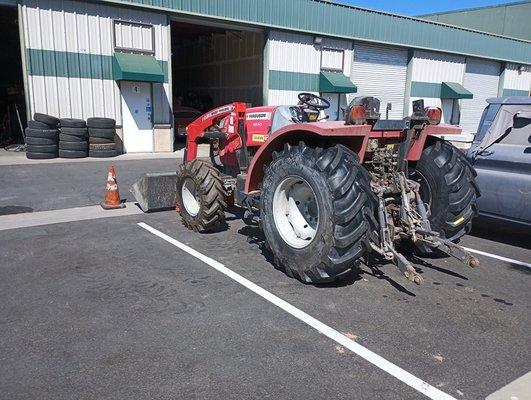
[185,102,247,162]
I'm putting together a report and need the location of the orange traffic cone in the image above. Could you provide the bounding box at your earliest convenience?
[101,164,125,209]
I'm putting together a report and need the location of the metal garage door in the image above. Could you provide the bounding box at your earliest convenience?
[351,43,408,119]
[460,58,501,134]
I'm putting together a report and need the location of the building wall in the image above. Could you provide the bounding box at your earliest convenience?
[266,30,352,106]
[460,57,501,133]
[419,2,531,41]
[408,50,466,123]
[95,0,531,65]
[173,30,263,107]
[502,63,531,96]
[20,0,171,125]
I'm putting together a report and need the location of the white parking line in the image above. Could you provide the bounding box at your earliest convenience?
[138,222,456,400]
[463,247,531,269]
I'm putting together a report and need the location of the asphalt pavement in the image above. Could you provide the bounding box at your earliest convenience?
[0,158,529,400]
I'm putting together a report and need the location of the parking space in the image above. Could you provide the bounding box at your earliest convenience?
[1,187,529,399]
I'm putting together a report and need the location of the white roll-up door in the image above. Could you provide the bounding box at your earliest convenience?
[460,58,500,134]
[351,43,408,119]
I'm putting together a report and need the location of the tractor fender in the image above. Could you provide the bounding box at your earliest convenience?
[244,122,371,193]
[408,123,462,161]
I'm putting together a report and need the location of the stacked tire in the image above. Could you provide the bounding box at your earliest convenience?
[87,118,117,158]
[59,118,88,158]
[25,113,60,159]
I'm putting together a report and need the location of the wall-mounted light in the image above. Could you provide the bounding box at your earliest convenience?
[517,65,525,74]
[314,36,322,45]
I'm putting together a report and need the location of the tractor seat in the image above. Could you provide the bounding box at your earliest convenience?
[270,106,308,135]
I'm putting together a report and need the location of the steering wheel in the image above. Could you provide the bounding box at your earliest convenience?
[297,92,330,110]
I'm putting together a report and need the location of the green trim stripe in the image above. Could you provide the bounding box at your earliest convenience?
[269,70,319,92]
[502,88,530,97]
[26,49,168,82]
[102,0,531,64]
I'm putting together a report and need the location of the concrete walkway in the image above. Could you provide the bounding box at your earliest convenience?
[0,144,210,166]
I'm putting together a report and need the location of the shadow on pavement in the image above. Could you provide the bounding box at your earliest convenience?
[470,216,531,250]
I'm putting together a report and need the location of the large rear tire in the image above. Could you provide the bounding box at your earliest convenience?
[411,140,479,242]
[176,159,228,232]
[260,142,376,283]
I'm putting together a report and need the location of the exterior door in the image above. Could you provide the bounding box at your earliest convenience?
[121,81,153,152]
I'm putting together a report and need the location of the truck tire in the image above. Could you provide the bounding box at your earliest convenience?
[87,117,115,129]
[59,149,88,158]
[89,143,115,150]
[28,120,51,129]
[26,136,57,145]
[89,149,117,158]
[260,142,376,283]
[60,127,88,137]
[27,144,58,153]
[89,136,114,144]
[25,128,58,139]
[411,140,479,242]
[59,133,86,142]
[34,113,59,128]
[88,128,115,139]
[59,118,86,128]
[176,159,228,232]
[59,141,88,151]
[26,151,58,160]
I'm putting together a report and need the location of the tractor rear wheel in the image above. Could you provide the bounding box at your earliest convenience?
[410,139,479,242]
[176,159,228,232]
[260,142,376,283]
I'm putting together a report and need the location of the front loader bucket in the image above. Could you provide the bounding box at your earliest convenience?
[130,172,177,212]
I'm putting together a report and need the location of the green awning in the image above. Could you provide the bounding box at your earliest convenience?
[441,82,473,99]
[113,53,164,83]
[319,71,357,93]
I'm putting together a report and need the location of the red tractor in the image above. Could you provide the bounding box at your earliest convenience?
[176,93,480,284]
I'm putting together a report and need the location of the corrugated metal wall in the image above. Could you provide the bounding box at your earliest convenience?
[266,30,352,106]
[503,63,531,96]
[173,30,263,107]
[105,0,531,64]
[351,43,408,119]
[460,58,501,133]
[21,0,170,124]
[409,50,466,123]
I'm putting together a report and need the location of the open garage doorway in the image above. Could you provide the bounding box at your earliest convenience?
[170,19,263,140]
[0,5,26,148]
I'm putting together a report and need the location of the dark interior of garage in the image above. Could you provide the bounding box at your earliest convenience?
[171,20,263,114]
[0,6,26,147]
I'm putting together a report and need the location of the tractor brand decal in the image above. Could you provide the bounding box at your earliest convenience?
[251,134,267,142]
[202,105,234,121]
[246,112,271,120]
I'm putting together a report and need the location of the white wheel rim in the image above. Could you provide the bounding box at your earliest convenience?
[182,178,200,217]
[272,176,319,249]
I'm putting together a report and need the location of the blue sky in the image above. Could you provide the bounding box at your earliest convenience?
[341,0,512,16]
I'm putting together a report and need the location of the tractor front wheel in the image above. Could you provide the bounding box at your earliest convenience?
[260,142,376,283]
[176,159,227,232]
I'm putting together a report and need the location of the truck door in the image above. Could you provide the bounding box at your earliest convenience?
[473,110,531,224]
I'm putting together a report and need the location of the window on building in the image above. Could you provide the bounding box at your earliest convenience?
[321,48,344,72]
[114,20,155,54]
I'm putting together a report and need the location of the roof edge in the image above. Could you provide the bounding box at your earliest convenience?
[417,1,531,17]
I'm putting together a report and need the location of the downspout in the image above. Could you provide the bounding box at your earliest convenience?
[17,1,31,124]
